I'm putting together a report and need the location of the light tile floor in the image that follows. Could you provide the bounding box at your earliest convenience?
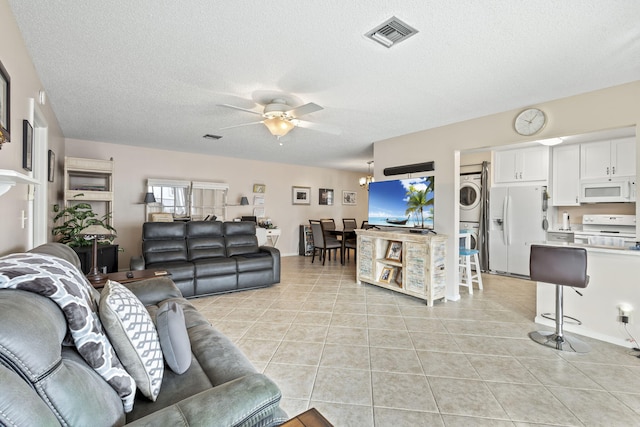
[191,256,640,426]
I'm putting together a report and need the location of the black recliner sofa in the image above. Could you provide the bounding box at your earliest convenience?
[131,221,280,298]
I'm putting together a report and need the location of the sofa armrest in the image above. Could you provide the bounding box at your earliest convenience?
[130,256,146,271]
[126,373,284,427]
[123,277,184,305]
[259,246,281,283]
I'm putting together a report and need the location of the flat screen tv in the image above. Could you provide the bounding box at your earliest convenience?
[367,176,435,230]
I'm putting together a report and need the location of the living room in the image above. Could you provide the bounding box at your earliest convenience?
[3,2,640,425]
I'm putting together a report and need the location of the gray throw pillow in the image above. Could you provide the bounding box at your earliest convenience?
[100,280,164,401]
[156,301,191,374]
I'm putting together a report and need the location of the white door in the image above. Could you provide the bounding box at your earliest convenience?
[552,144,580,206]
[581,141,611,180]
[494,150,518,183]
[611,137,636,177]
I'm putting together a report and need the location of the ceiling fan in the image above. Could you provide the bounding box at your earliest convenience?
[218,97,341,138]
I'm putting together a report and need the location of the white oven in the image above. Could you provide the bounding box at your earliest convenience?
[579,179,635,203]
[576,214,637,247]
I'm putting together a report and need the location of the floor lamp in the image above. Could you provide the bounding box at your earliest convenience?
[79,224,115,286]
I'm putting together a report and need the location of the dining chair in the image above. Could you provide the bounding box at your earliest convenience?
[342,218,357,230]
[320,218,336,231]
[309,220,342,265]
[360,220,373,230]
[343,232,357,264]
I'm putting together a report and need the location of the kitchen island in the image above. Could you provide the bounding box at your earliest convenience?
[535,242,640,347]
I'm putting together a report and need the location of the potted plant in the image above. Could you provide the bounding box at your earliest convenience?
[52,196,117,247]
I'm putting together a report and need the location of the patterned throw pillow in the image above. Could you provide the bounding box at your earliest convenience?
[0,253,136,412]
[156,301,191,374]
[100,280,164,401]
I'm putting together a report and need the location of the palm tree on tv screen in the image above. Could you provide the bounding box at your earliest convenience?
[404,181,434,228]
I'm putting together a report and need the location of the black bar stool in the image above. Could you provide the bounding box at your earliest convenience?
[528,245,590,353]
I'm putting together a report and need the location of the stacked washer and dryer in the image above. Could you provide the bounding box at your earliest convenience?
[459,173,482,249]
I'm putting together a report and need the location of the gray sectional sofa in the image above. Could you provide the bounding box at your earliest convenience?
[0,242,288,426]
[131,221,280,298]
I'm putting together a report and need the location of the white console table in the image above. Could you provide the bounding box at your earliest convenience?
[265,229,281,247]
[356,229,447,306]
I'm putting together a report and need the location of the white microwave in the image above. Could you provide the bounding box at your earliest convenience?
[579,179,636,203]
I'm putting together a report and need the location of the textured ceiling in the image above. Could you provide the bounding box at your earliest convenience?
[8,1,640,173]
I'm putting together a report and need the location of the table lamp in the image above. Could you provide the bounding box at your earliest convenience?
[79,224,115,286]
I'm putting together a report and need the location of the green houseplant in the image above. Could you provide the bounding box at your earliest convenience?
[52,196,116,247]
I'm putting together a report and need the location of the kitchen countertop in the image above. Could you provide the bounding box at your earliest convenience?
[540,240,640,256]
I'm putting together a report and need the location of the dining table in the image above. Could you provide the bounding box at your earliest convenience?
[328,227,357,264]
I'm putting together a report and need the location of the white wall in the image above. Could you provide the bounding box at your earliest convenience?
[374,81,640,303]
[65,138,368,266]
[0,0,65,255]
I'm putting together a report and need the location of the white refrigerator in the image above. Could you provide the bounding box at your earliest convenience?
[489,185,546,276]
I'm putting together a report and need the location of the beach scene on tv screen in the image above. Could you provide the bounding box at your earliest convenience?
[368,176,434,228]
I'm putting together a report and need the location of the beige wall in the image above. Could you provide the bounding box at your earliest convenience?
[375,81,640,300]
[0,0,65,255]
[66,138,368,266]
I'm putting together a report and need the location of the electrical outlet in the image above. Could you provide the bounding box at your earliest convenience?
[618,303,633,324]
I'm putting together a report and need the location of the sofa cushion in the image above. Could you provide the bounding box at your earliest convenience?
[100,280,164,401]
[224,222,260,256]
[186,221,227,261]
[156,301,191,374]
[234,253,273,272]
[194,257,237,276]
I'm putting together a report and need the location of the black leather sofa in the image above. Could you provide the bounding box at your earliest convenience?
[131,221,280,298]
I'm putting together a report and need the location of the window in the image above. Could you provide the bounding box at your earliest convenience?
[145,179,228,221]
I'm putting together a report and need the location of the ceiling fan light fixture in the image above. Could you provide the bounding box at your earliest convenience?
[263,117,295,137]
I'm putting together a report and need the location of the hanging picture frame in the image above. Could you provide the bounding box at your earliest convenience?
[22,120,33,171]
[0,60,10,145]
[292,186,311,205]
[319,188,334,205]
[342,190,357,205]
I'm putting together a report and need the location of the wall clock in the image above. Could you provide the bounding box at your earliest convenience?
[514,108,546,136]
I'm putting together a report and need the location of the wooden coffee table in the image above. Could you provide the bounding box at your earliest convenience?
[281,408,333,427]
[105,269,171,284]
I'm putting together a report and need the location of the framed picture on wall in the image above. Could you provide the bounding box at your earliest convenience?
[319,188,334,205]
[253,184,266,193]
[0,60,10,144]
[22,120,33,171]
[292,186,311,205]
[342,190,357,205]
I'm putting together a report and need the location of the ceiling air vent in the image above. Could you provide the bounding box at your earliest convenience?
[365,16,418,48]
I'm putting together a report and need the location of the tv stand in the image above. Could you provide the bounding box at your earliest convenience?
[409,228,436,234]
[355,229,447,306]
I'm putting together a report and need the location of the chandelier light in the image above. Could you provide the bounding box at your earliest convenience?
[263,117,295,137]
[359,160,375,189]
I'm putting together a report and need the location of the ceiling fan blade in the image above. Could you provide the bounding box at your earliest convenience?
[293,119,341,135]
[218,104,263,116]
[287,102,323,118]
[219,121,264,130]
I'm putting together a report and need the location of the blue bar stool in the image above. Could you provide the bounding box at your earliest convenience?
[459,230,483,294]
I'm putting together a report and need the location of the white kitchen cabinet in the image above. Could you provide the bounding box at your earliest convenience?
[551,144,580,206]
[580,137,636,181]
[494,146,549,184]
